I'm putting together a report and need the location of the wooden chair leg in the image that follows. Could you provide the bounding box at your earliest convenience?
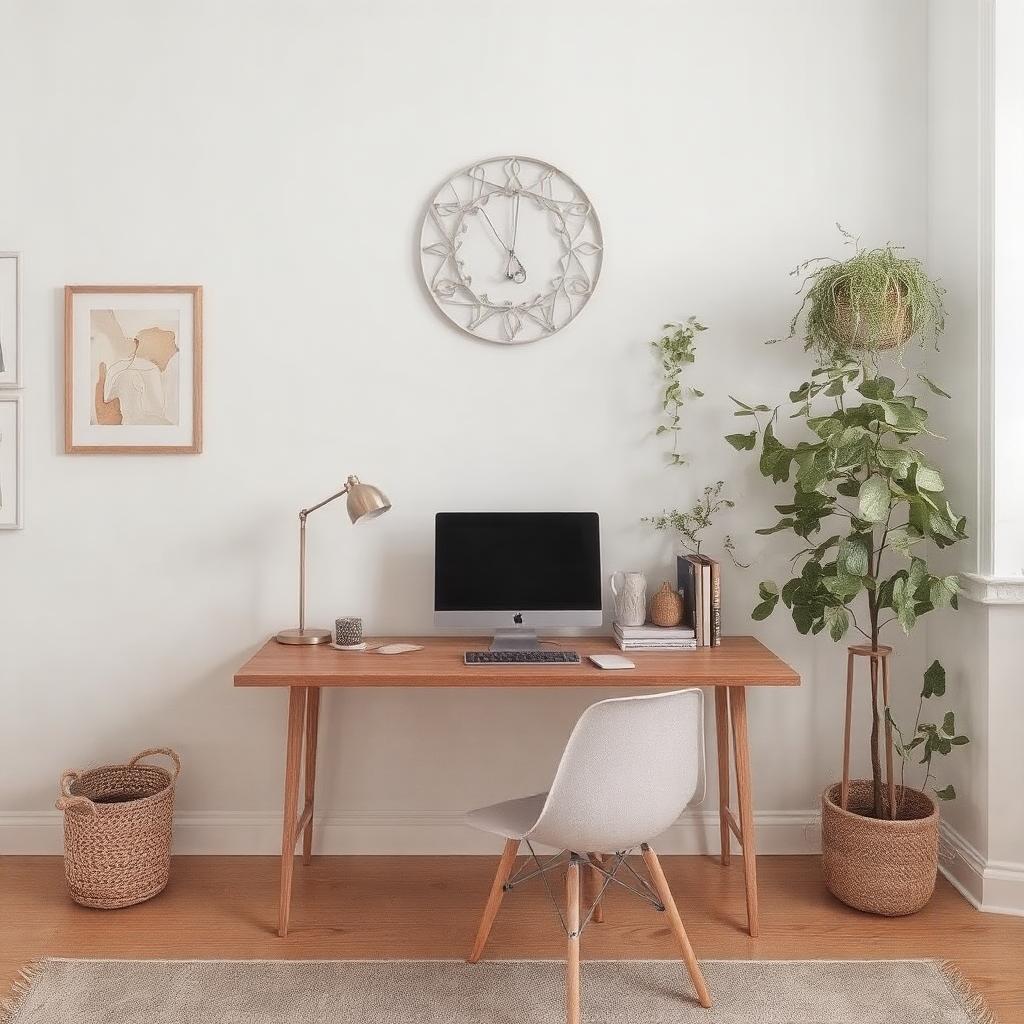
[467,838,520,963]
[641,844,712,1009]
[588,853,605,923]
[566,857,581,1024]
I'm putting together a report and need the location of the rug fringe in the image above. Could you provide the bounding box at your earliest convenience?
[940,960,998,1024]
[0,959,47,1024]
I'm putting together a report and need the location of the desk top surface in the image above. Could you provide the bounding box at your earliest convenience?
[233,635,800,688]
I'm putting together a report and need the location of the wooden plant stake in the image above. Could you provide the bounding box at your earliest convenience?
[841,645,896,816]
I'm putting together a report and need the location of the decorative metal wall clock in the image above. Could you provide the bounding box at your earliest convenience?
[420,156,603,344]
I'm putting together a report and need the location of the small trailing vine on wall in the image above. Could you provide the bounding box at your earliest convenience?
[646,318,745,566]
[652,317,706,467]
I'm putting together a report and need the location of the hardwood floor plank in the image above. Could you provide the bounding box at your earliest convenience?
[1,855,1020,1020]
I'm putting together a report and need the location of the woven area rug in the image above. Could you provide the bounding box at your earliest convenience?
[2,958,991,1024]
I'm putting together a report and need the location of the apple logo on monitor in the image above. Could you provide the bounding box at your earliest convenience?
[513,612,523,625]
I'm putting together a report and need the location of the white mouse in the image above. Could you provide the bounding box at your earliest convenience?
[588,654,636,670]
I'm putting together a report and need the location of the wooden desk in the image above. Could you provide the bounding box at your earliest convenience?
[234,635,799,939]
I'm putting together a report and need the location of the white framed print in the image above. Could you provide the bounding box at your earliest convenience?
[0,253,21,388]
[64,285,203,454]
[0,395,23,529]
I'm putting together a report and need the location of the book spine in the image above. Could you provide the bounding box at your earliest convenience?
[686,555,704,647]
[709,558,721,647]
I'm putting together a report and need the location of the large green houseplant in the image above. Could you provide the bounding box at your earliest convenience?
[728,236,968,915]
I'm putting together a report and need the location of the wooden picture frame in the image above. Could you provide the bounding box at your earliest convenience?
[0,253,21,389]
[0,394,23,529]
[64,285,202,454]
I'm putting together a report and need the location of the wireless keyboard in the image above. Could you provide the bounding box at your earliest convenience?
[464,650,581,665]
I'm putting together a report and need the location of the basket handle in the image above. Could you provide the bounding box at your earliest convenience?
[55,770,98,815]
[127,747,181,781]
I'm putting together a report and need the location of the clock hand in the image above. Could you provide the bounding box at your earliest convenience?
[506,193,526,282]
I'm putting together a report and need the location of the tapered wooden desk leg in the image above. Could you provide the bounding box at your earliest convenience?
[841,650,855,810]
[302,687,321,866]
[881,654,896,814]
[729,686,760,937]
[468,838,520,963]
[278,685,306,937]
[642,844,712,1008]
[566,857,581,1024]
[714,688,731,866]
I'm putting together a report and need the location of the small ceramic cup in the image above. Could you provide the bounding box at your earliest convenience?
[335,617,363,647]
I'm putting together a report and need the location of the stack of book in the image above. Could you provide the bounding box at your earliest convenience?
[677,554,722,647]
[613,622,697,651]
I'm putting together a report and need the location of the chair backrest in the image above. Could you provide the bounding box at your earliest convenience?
[526,688,703,854]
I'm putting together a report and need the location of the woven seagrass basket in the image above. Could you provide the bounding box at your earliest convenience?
[55,748,180,909]
[831,284,913,351]
[821,780,938,916]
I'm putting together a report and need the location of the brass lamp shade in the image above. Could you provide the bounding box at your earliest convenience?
[275,473,391,646]
[345,475,391,524]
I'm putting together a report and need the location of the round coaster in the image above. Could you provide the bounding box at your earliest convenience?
[329,641,368,651]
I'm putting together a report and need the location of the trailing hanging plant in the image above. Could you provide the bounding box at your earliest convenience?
[777,225,946,358]
[652,317,706,466]
[646,319,745,566]
[729,354,968,817]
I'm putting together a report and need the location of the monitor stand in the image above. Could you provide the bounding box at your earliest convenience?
[489,628,541,652]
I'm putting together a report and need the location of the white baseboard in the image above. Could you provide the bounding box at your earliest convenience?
[0,808,822,856]
[9,809,1020,914]
[939,821,1024,916]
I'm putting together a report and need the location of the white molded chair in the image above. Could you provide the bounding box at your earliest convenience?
[465,688,711,1023]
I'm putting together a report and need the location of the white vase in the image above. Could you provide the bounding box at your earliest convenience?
[610,570,647,627]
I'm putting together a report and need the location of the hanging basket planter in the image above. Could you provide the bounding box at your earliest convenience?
[56,747,181,909]
[829,282,914,352]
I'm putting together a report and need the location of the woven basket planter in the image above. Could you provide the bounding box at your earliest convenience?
[821,780,938,916]
[831,284,913,351]
[55,748,180,909]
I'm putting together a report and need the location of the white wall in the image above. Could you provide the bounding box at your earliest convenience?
[0,0,930,853]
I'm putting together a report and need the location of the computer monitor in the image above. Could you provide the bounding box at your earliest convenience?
[434,512,602,649]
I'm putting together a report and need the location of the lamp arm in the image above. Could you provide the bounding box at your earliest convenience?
[300,484,351,519]
[296,484,351,633]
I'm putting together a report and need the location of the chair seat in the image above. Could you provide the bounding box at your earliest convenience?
[465,792,548,839]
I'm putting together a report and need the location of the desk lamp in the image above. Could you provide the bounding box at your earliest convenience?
[275,474,391,645]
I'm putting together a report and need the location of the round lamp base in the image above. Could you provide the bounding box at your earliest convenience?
[275,627,332,646]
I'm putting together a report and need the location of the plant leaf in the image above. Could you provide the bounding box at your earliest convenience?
[858,475,890,523]
[923,659,946,698]
[918,374,952,399]
[725,431,757,451]
[934,784,956,801]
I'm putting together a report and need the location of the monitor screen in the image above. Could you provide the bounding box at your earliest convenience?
[434,512,601,612]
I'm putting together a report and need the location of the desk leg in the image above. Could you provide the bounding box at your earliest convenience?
[729,685,759,937]
[278,685,307,937]
[714,689,731,866]
[302,687,321,866]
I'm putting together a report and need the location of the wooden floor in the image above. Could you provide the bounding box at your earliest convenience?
[2,854,1022,1020]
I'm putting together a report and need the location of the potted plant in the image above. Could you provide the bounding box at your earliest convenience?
[778,225,945,356]
[728,236,968,915]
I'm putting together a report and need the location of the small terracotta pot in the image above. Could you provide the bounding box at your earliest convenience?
[821,780,938,916]
[649,581,684,627]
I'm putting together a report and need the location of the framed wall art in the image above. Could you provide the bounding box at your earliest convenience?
[0,394,22,529]
[0,252,21,388]
[64,285,202,454]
